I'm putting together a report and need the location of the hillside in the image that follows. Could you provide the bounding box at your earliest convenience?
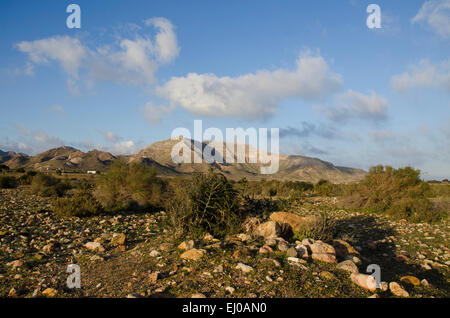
[1,139,366,182]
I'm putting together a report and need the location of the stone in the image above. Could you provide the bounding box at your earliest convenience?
[178,240,195,251]
[302,238,315,245]
[42,288,58,298]
[265,238,277,247]
[295,245,310,258]
[336,260,359,274]
[111,233,126,246]
[126,293,144,298]
[90,255,104,262]
[286,247,298,258]
[233,247,251,259]
[254,221,282,239]
[180,248,204,261]
[84,242,104,252]
[225,286,235,294]
[191,293,206,298]
[310,241,336,255]
[214,265,224,273]
[332,240,360,259]
[350,273,377,291]
[320,271,336,280]
[159,243,174,251]
[400,276,420,286]
[236,263,254,273]
[259,245,273,254]
[277,241,289,251]
[344,255,362,266]
[389,282,409,297]
[269,212,318,232]
[311,253,337,263]
[148,272,159,283]
[420,279,429,287]
[42,243,53,254]
[149,250,161,257]
[237,233,252,242]
[380,281,389,292]
[8,288,17,298]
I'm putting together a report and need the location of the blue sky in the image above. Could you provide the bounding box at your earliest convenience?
[0,0,449,179]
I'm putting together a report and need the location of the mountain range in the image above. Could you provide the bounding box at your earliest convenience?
[0,139,366,183]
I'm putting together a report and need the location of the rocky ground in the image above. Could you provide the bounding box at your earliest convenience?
[0,188,448,298]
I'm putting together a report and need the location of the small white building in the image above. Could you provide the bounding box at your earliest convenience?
[87,170,97,174]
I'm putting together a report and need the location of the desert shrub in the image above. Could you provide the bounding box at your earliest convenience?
[14,167,25,173]
[0,164,10,172]
[53,190,104,217]
[293,211,336,242]
[30,173,71,197]
[166,170,243,238]
[314,179,337,197]
[340,165,443,223]
[18,171,37,185]
[94,160,167,211]
[0,176,17,189]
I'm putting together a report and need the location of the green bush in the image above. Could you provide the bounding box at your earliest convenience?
[166,170,243,238]
[18,171,37,185]
[30,173,71,197]
[340,165,443,223]
[293,211,336,242]
[53,190,104,217]
[0,176,17,189]
[0,164,10,172]
[94,160,167,211]
[314,179,338,197]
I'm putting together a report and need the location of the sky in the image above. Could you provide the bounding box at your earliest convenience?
[0,0,449,180]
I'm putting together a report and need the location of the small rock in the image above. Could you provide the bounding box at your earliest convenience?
[148,272,159,283]
[320,271,336,280]
[8,288,17,298]
[191,293,206,298]
[159,243,174,251]
[84,242,105,252]
[225,286,235,294]
[236,263,253,273]
[286,247,298,258]
[389,282,409,297]
[400,276,420,286]
[178,240,195,251]
[310,241,336,255]
[420,279,429,287]
[111,233,126,246]
[126,293,144,298]
[254,221,282,239]
[149,250,161,257]
[42,288,58,298]
[180,248,205,261]
[259,245,273,254]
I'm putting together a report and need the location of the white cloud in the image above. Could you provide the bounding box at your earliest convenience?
[16,36,87,78]
[412,0,450,38]
[156,50,342,120]
[15,17,180,91]
[327,90,388,122]
[391,59,450,93]
[98,130,120,143]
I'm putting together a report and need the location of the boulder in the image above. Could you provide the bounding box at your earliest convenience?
[309,241,336,255]
[350,273,377,291]
[254,221,282,239]
[336,260,359,274]
[400,276,420,286]
[311,253,337,263]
